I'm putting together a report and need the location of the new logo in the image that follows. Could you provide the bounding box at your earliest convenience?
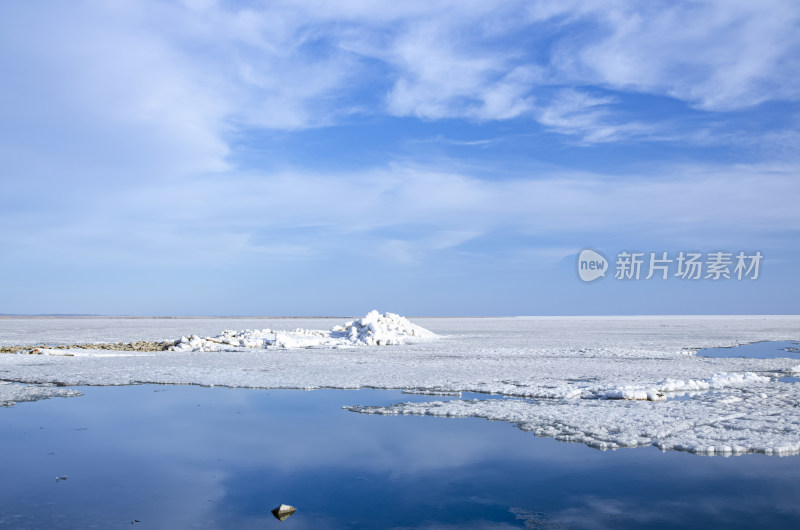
[577,249,608,282]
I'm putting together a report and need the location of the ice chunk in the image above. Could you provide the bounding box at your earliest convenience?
[602,372,771,400]
[0,382,81,407]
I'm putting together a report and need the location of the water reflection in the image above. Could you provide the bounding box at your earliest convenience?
[1,385,800,529]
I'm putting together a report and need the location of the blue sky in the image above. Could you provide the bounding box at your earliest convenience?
[1,0,798,316]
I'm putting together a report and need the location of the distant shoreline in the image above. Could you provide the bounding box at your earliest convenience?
[0,315,353,319]
[2,314,799,319]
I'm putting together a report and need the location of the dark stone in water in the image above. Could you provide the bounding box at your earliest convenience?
[271,504,296,521]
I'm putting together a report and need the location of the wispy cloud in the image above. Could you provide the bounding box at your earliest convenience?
[548,0,800,111]
[532,89,659,143]
[2,0,798,177]
[3,160,797,268]
[382,21,540,120]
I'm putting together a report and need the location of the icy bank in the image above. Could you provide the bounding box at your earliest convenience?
[346,383,800,456]
[2,315,800,455]
[170,311,437,352]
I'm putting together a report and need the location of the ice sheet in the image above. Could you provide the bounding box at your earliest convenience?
[1,315,799,455]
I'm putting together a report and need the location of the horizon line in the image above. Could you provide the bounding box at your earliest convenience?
[2,314,799,319]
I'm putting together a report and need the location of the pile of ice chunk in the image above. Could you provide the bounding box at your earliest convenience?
[601,372,771,401]
[170,311,437,352]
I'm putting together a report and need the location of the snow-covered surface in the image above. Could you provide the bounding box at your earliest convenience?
[1,314,800,455]
[170,311,436,351]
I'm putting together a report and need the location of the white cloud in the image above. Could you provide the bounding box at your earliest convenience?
[549,0,800,111]
[383,20,539,120]
[532,89,658,143]
[3,160,798,266]
[0,1,232,176]
[1,0,798,266]
[2,0,798,177]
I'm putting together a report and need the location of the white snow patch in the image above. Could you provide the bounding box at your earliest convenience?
[169,311,437,352]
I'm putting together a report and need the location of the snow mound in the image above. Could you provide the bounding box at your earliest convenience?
[170,311,437,352]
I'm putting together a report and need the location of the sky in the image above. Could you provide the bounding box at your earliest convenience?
[1,0,799,316]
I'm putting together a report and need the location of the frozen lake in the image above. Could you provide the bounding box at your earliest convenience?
[3,385,800,529]
[2,315,800,456]
[2,315,800,527]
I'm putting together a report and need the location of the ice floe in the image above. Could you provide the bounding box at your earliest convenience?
[0,381,81,407]
[346,383,800,456]
[1,315,800,455]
